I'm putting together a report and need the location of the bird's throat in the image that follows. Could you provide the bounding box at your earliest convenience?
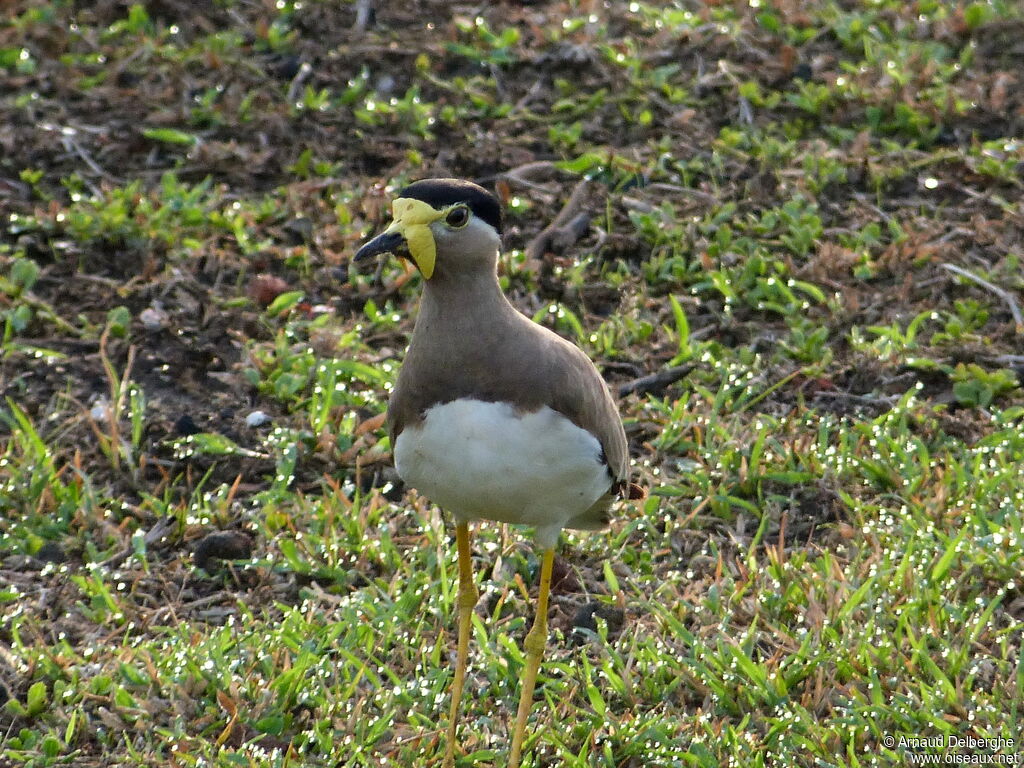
[419,269,510,325]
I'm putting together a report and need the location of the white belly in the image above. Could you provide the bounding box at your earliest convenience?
[393,399,611,541]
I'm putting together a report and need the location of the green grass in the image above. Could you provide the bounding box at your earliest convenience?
[2,0,1023,766]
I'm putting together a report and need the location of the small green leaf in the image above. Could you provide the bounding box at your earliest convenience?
[113,687,136,708]
[65,709,78,743]
[931,528,966,584]
[791,279,825,304]
[42,735,62,758]
[279,538,307,572]
[26,681,48,717]
[10,258,40,291]
[265,290,304,316]
[141,127,198,146]
[585,678,607,717]
[10,303,33,332]
[0,47,24,68]
[5,697,27,717]
[602,560,620,594]
[953,379,990,408]
[90,675,113,696]
[125,3,152,33]
[963,2,991,29]
[669,294,691,361]
[254,714,285,735]
[184,433,245,456]
[106,305,132,338]
[556,153,606,175]
[836,576,875,622]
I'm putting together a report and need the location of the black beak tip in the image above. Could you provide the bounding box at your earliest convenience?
[354,230,406,262]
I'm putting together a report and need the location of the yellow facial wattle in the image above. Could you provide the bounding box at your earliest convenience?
[385,197,445,279]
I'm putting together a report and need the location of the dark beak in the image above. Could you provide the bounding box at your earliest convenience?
[354,230,408,262]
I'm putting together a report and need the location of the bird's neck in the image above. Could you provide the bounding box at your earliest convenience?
[418,268,513,328]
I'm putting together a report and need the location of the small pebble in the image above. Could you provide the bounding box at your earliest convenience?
[247,274,290,307]
[36,541,66,564]
[140,305,167,331]
[572,601,625,636]
[175,414,200,436]
[245,410,270,427]
[193,531,253,571]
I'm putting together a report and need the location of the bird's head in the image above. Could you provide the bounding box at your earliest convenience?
[355,178,503,281]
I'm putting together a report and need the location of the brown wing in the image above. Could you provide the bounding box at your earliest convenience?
[533,327,629,486]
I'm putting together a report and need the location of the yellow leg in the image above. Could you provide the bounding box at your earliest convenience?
[442,522,478,768]
[508,548,555,768]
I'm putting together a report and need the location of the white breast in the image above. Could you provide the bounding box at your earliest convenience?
[393,398,612,547]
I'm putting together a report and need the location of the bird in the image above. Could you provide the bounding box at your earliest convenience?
[355,178,634,768]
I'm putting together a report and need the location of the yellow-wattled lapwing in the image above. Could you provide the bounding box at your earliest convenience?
[355,178,634,768]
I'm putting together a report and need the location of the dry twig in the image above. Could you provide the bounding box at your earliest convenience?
[617,364,696,398]
[942,263,1023,331]
[285,61,313,103]
[494,161,563,192]
[524,179,593,269]
[353,0,374,34]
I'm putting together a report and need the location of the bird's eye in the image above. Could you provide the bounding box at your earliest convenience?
[445,206,470,229]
